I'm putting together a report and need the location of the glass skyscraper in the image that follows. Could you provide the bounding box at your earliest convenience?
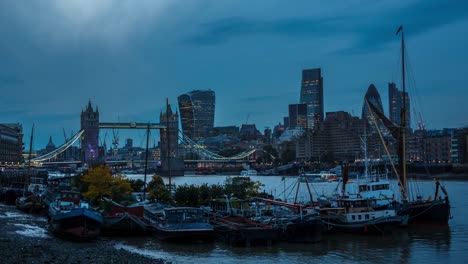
[288,103,308,129]
[362,84,384,122]
[300,68,323,130]
[178,90,215,141]
[388,82,411,129]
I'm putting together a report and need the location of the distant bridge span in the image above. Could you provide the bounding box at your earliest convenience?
[98,122,166,130]
[31,122,259,164]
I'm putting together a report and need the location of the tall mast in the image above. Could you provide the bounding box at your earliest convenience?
[166,98,172,196]
[142,123,150,201]
[25,124,34,195]
[397,25,407,201]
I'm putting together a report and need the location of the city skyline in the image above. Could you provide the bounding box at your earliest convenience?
[1,0,467,149]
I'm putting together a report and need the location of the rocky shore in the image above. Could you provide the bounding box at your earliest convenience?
[0,204,164,264]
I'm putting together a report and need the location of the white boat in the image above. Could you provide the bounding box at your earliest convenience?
[320,197,406,234]
[342,130,396,208]
[301,171,338,182]
[240,165,257,176]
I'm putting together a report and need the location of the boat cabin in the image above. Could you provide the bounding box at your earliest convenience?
[52,190,90,210]
[321,198,397,224]
[345,176,394,203]
[163,207,208,223]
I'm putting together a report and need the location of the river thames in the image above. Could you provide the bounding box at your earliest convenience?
[114,174,467,264]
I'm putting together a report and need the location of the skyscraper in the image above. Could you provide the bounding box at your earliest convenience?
[362,84,384,122]
[288,103,308,129]
[178,90,215,141]
[300,68,323,130]
[389,82,411,129]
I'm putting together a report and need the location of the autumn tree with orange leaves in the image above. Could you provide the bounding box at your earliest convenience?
[79,165,134,205]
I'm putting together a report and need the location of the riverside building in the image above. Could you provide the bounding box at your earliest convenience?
[0,123,23,165]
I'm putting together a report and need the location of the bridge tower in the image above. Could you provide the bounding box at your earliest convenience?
[81,100,100,165]
[160,102,184,176]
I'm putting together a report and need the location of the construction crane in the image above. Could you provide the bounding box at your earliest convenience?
[63,128,68,142]
[417,111,426,130]
[100,131,108,147]
[112,129,119,149]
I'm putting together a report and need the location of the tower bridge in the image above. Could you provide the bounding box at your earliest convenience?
[31,100,258,174]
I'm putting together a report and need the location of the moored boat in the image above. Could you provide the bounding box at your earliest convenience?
[48,190,103,241]
[145,207,215,242]
[366,26,452,225]
[101,197,149,235]
[320,197,407,235]
[240,165,258,176]
[402,180,451,225]
[211,215,279,246]
[16,194,46,214]
[257,198,323,243]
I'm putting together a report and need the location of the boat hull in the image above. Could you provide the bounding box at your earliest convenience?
[15,195,47,214]
[212,216,279,246]
[102,214,148,235]
[49,207,103,241]
[151,226,215,242]
[322,215,405,235]
[403,198,451,225]
[280,216,323,243]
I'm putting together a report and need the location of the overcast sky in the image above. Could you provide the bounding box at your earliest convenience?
[1,0,467,149]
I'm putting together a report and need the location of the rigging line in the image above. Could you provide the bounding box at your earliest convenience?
[285,181,298,203]
[367,102,405,194]
[415,172,422,198]
[279,178,297,199]
[392,44,403,84]
[405,47,426,129]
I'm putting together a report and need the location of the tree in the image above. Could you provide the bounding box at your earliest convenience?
[224,177,264,199]
[173,184,200,207]
[82,165,114,203]
[128,179,145,192]
[147,174,171,203]
[110,174,134,205]
[80,166,135,205]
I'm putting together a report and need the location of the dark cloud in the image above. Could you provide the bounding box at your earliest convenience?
[185,16,341,45]
[242,94,286,103]
[1,0,467,147]
[186,0,468,54]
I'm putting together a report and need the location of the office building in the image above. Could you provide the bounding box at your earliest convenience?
[362,84,384,123]
[178,90,215,141]
[451,128,468,164]
[288,103,308,129]
[300,68,324,130]
[0,123,23,164]
[389,82,411,129]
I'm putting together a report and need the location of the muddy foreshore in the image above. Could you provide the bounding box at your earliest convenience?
[0,204,164,264]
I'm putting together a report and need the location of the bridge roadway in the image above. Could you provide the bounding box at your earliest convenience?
[98,122,166,129]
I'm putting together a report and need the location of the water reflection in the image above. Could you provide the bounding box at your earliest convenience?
[115,222,454,264]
